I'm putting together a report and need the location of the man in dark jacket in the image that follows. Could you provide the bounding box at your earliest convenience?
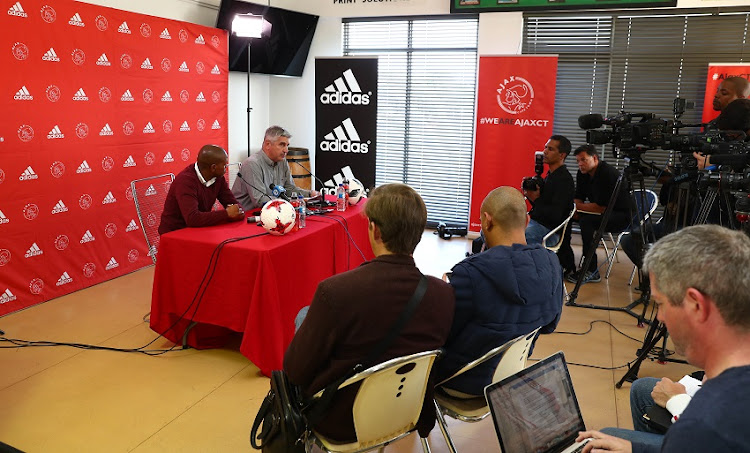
[284,183,455,442]
[434,186,563,396]
[524,134,576,274]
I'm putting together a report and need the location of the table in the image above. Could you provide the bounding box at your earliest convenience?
[149,202,374,376]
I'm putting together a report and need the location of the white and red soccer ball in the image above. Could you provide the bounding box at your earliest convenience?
[260,200,296,235]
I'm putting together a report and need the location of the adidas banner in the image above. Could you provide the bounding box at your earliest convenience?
[315,58,377,191]
[701,63,750,123]
[0,0,228,315]
[470,55,557,233]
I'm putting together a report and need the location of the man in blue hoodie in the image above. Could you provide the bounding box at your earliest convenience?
[434,186,564,396]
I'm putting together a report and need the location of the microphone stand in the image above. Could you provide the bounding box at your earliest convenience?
[235,171,273,207]
[289,160,333,208]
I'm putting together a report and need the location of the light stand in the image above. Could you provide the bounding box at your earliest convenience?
[231,13,270,157]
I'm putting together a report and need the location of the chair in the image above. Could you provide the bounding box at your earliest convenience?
[433,327,541,453]
[604,189,658,279]
[225,161,242,188]
[308,349,441,453]
[130,173,175,264]
[543,205,576,253]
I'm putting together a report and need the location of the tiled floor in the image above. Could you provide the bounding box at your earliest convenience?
[0,231,697,452]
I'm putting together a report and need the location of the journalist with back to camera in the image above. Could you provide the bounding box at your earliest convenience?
[232,126,319,211]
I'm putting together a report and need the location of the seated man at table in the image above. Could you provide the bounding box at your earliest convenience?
[434,186,563,396]
[284,183,455,443]
[232,125,318,211]
[158,144,245,235]
[567,144,631,284]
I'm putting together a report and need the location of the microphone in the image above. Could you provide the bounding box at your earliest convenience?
[235,172,273,204]
[289,160,333,193]
[246,215,261,224]
[269,184,291,201]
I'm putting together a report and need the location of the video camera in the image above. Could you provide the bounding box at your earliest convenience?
[436,222,468,240]
[522,151,545,192]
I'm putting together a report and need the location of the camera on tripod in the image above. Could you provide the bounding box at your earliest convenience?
[522,151,545,192]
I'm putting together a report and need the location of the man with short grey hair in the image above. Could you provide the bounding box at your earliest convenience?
[232,126,318,210]
[577,224,750,452]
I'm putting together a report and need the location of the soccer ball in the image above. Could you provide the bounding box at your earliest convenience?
[260,199,296,235]
[348,178,366,205]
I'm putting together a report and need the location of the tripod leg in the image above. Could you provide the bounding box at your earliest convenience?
[616,322,666,388]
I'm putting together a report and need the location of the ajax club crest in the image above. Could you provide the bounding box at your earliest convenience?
[496,76,534,115]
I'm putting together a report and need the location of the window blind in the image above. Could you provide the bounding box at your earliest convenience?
[343,17,479,227]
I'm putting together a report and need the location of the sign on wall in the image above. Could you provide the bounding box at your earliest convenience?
[0,0,228,315]
[701,63,750,124]
[469,55,557,233]
[315,57,377,192]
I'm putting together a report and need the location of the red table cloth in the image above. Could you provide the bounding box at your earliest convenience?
[149,202,374,376]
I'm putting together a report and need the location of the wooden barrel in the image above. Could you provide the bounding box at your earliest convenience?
[287,147,311,190]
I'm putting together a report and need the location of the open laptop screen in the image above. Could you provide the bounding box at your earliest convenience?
[484,352,586,453]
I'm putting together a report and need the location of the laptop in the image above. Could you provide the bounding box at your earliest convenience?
[484,352,591,453]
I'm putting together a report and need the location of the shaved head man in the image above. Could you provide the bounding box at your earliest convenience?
[159,144,244,234]
[434,186,563,396]
[713,76,750,112]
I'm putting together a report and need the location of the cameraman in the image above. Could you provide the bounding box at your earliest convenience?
[568,144,631,283]
[523,136,576,262]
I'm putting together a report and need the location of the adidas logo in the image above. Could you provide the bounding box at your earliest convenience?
[320,69,370,105]
[102,191,117,204]
[73,88,88,101]
[52,200,68,214]
[161,91,172,102]
[105,257,119,270]
[47,125,64,139]
[24,242,43,258]
[96,53,111,66]
[56,272,73,286]
[0,289,17,304]
[121,90,134,102]
[160,27,171,39]
[180,121,190,132]
[211,65,220,75]
[143,122,155,134]
[0,210,8,224]
[320,118,369,153]
[145,184,157,196]
[77,160,92,173]
[68,12,84,27]
[8,2,27,17]
[195,34,205,44]
[141,58,153,70]
[123,156,136,168]
[14,85,33,100]
[126,220,139,232]
[99,124,113,136]
[42,47,60,62]
[212,120,221,130]
[80,230,95,243]
[179,61,189,72]
[196,92,206,102]
[118,21,130,34]
[163,152,174,163]
[19,166,38,181]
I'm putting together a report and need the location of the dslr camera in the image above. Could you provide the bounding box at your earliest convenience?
[522,151,545,192]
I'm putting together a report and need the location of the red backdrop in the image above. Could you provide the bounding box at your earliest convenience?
[469,56,557,232]
[701,63,750,124]
[0,0,228,316]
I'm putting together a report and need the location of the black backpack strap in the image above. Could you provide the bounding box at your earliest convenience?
[305,274,429,426]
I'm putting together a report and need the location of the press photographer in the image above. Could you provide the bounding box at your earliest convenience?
[523,135,576,274]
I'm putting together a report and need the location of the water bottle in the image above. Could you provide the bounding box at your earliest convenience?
[336,184,346,212]
[297,194,306,228]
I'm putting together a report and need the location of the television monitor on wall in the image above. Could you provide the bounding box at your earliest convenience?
[215,0,319,77]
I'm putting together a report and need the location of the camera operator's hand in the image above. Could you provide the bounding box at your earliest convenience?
[693,152,710,170]
[524,187,541,202]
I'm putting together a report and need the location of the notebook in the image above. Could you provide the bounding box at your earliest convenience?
[484,352,590,453]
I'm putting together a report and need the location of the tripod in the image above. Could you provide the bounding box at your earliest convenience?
[566,156,655,325]
[616,310,688,388]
